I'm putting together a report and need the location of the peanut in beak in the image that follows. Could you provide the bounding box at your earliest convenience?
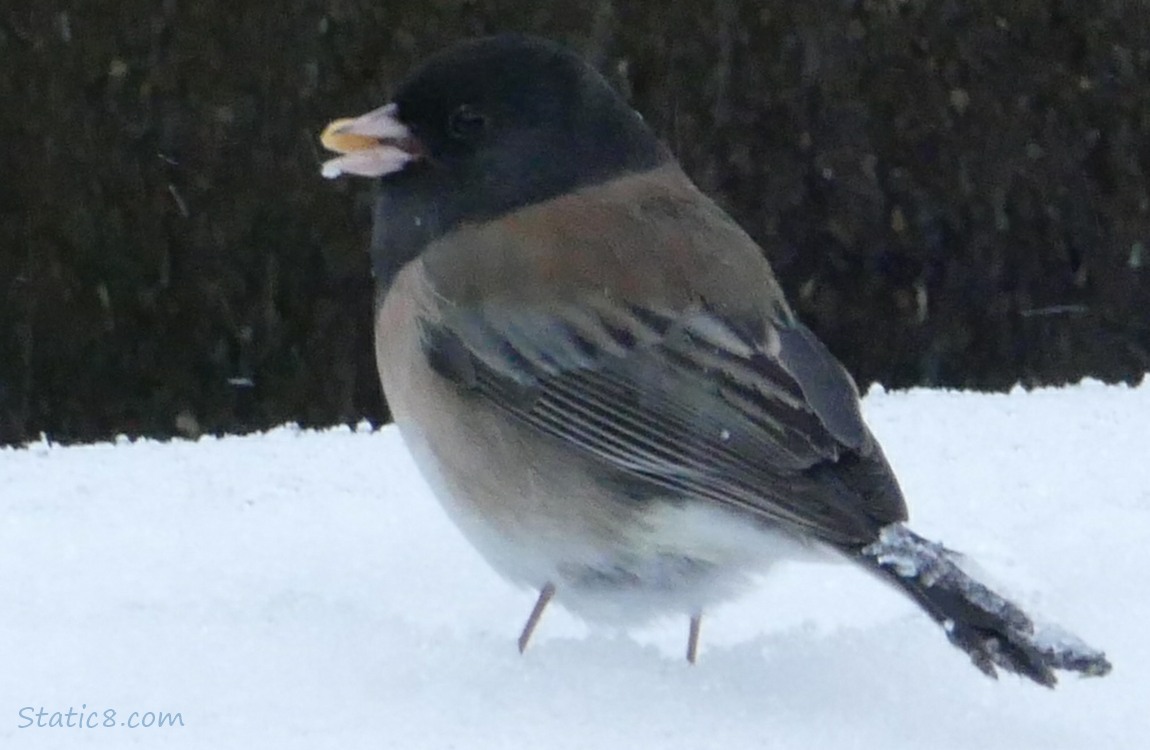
[320,119,380,154]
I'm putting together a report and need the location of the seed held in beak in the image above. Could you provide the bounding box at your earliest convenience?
[319,103,421,179]
[320,119,386,154]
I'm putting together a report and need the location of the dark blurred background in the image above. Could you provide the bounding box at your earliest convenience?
[2,0,1148,446]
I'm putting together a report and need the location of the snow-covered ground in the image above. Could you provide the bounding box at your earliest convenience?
[2,381,1145,749]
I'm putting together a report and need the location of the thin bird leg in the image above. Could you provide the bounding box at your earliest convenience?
[687,612,703,664]
[517,582,556,654]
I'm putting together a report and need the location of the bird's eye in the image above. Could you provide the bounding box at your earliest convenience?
[448,104,488,142]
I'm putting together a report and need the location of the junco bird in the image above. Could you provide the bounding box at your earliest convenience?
[320,34,1111,686]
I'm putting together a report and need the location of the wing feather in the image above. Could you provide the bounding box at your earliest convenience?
[421,302,907,546]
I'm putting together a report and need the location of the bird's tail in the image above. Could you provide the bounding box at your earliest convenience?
[857,524,1112,687]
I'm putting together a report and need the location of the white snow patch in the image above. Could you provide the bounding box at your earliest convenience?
[2,381,1147,748]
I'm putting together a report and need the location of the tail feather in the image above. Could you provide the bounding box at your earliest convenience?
[858,524,1112,687]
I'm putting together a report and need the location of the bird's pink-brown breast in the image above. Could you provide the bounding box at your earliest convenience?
[374,241,646,593]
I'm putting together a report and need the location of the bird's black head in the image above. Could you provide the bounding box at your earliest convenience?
[390,35,666,205]
[320,35,669,287]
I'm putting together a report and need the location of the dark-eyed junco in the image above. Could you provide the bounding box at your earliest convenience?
[320,34,1110,685]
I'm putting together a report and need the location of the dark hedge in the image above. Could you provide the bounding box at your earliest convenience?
[1,0,1148,445]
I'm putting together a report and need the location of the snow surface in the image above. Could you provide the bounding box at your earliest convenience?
[2,381,1146,749]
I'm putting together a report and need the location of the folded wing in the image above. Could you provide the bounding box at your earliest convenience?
[419,296,907,547]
